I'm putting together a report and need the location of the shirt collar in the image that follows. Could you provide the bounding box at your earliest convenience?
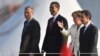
[27,18,33,23]
[54,13,59,19]
[53,12,59,21]
[85,21,91,28]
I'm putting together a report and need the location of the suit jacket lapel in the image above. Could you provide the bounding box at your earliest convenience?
[22,19,33,35]
[50,15,60,29]
[53,15,60,26]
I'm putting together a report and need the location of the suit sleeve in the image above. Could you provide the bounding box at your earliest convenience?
[63,18,68,30]
[88,28,98,53]
[31,21,41,51]
[42,20,50,51]
[20,21,27,49]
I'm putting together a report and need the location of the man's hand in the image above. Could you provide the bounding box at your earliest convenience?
[57,21,64,29]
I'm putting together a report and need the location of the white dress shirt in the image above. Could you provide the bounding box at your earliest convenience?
[61,24,83,56]
[52,12,59,22]
[83,21,91,33]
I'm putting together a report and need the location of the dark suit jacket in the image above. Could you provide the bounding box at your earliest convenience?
[42,15,68,54]
[79,23,98,56]
[20,19,40,56]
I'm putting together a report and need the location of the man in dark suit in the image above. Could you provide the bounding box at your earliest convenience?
[42,2,68,56]
[79,10,98,56]
[19,6,40,56]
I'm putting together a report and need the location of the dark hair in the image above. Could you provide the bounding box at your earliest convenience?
[50,1,60,9]
[81,10,91,20]
[72,10,83,19]
[25,6,34,11]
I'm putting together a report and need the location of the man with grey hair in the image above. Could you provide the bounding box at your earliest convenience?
[19,6,41,56]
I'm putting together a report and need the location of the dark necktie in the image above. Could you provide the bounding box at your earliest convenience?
[22,20,29,32]
[50,17,54,29]
[24,20,29,28]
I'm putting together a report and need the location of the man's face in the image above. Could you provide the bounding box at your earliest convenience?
[50,4,59,16]
[24,8,33,20]
[73,17,82,26]
[81,14,89,25]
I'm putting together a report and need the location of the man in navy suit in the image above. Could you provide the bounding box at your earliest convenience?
[42,1,68,56]
[19,6,40,56]
[79,10,98,56]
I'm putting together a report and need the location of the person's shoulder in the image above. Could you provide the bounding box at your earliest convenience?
[90,23,98,31]
[57,15,68,22]
[48,17,53,21]
[31,18,40,25]
[71,24,76,27]
[30,18,40,30]
[70,24,77,29]
[58,14,66,19]
[31,18,37,22]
